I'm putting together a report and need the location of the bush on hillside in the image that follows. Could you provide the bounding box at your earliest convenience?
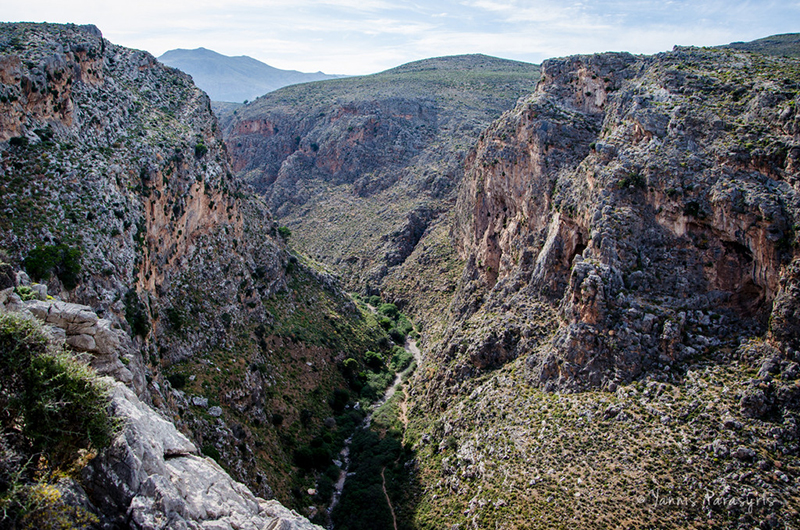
[377,303,398,320]
[364,350,384,370]
[0,312,116,528]
[23,244,82,290]
[0,313,115,469]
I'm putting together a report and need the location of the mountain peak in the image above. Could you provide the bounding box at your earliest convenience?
[158,48,341,102]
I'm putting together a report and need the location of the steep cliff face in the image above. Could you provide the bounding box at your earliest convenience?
[0,22,388,523]
[223,55,540,293]
[0,22,284,335]
[441,47,800,391]
[399,46,800,530]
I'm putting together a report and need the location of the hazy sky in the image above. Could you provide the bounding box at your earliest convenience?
[3,1,798,74]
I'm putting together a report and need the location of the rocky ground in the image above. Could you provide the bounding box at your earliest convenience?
[406,343,799,529]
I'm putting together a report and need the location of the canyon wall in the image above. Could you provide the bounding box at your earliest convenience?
[436,46,800,392]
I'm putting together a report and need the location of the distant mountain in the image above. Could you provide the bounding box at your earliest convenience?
[158,47,342,102]
[721,32,800,57]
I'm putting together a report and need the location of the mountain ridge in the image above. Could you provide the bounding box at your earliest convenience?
[158,47,343,102]
[721,32,800,58]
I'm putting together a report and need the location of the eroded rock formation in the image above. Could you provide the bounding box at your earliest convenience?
[444,47,800,391]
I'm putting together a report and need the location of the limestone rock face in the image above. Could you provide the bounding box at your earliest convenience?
[443,47,800,391]
[85,383,322,530]
[0,22,288,365]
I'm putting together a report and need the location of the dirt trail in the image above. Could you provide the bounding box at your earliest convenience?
[381,467,398,530]
[375,338,421,407]
[328,338,421,520]
[397,339,420,428]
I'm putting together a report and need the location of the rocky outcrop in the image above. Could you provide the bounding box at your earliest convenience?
[1,270,322,529]
[441,46,800,392]
[2,280,143,393]
[2,272,322,528]
[86,383,321,530]
[0,22,287,357]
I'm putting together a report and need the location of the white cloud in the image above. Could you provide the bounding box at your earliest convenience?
[2,0,799,74]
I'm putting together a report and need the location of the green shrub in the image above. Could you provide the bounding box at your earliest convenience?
[294,444,331,470]
[367,295,381,307]
[165,307,187,331]
[617,172,646,189]
[14,285,36,302]
[0,312,116,472]
[329,388,350,413]
[201,443,220,461]
[396,315,413,335]
[123,289,150,337]
[389,347,413,372]
[343,358,358,373]
[364,350,384,370]
[22,352,115,465]
[277,226,292,240]
[6,482,99,530]
[194,143,208,158]
[166,373,187,389]
[377,303,399,320]
[8,136,28,147]
[388,328,406,344]
[23,244,82,290]
[359,370,394,401]
[315,474,334,501]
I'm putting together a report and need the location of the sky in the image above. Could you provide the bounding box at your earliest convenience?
[2,1,798,75]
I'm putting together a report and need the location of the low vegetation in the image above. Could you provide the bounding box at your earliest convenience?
[0,312,116,529]
[22,244,82,290]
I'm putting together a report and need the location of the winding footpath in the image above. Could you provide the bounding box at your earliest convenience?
[381,467,399,530]
[326,338,421,526]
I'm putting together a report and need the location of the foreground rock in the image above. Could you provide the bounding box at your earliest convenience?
[86,383,321,530]
[2,276,322,529]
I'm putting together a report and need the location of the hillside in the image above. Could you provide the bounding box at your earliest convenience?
[401,45,800,529]
[3,22,800,530]
[222,42,800,528]
[222,54,540,303]
[722,33,800,58]
[159,47,342,102]
[0,22,393,527]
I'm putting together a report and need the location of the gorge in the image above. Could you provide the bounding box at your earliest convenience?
[1,21,799,530]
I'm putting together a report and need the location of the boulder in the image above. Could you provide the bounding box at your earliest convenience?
[21,298,136,387]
